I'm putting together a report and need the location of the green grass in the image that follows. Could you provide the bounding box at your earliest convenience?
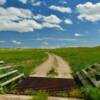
[49,47,100,73]
[46,67,58,77]
[0,48,47,76]
[0,47,100,75]
[31,91,48,100]
[81,87,100,100]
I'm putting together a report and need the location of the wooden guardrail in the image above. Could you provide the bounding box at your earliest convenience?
[0,66,11,70]
[76,63,100,87]
[0,62,24,89]
[0,70,18,78]
[1,73,24,87]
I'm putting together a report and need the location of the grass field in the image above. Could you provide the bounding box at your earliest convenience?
[0,47,100,75]
[49,47,100,73]
[0,47,100,99]
[0,49,47,76]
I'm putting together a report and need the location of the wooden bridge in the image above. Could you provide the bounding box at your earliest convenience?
[16,77,77,96]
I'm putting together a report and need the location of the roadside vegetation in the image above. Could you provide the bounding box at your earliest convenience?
[31,91,48,100]
[49,46,100,73]
[0,48,47,76]
[81,87,100,100]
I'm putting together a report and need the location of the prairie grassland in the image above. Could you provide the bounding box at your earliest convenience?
[0,48,47,76]
[0,47,100,99]
[49,47,100,73]
[0,47,100,74]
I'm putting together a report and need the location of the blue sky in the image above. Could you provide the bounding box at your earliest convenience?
[0,0,100,48]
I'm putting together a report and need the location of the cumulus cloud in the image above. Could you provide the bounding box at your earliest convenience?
[0,20,43,32]
[77,2,100,22]
[0,7,32,20]
[34,14,62,24]
[0,0,6,5]
[34,14,63,30]
[0,40,6,43]
[74,33,81,37]
[64,19,72,24]
[0,7,43,32]
[19,0,28,4]
[11,40,22,45]
[19,0,42,6]
[31,0,41,6]
[42,23,63,30]
[43,15,62,24]
[49,5,72,13]
[0,7,63,32]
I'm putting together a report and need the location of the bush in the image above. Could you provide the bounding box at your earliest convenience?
[31,91,48,100]
[69,89,82,98]
[81,87,100,100]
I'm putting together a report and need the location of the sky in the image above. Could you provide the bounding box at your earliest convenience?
[0,0,100,48]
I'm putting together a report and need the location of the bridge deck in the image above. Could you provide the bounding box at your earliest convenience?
[16,77,77,96]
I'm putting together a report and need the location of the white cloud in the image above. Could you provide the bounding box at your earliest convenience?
[19,0,28,4]
[0,6,63,32]
[34,14,63,30]
[74,33,81,37]
[49,5,72,13]
[0,7,32,20]
[11,40,22,45]
[34,37,77,41]
[0,40,6,43]
[77,2,100,22]
[34,14,62,24]
[43,15,62,24]
[0,7,62,32]
[19,0,42,6]
[64,19,72,24]
[0,20,43,32]
[0,7,43,32]
[32,1,41,6]
[0,0,6,5]
[42,23,63,30]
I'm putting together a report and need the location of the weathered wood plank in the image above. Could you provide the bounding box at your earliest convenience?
[82,69,99,87]
[76,72,90,86]
[0,66,11,70]
[0,70,18,78]
[1,73,24,87]
[0,61,4,64]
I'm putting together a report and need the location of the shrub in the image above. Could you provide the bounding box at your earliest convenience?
[69,89,82,98]
[81,87,100,100]
[31,91,48,100]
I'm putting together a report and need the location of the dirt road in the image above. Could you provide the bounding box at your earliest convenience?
[0,94,82,100]
[30,53,73,79]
